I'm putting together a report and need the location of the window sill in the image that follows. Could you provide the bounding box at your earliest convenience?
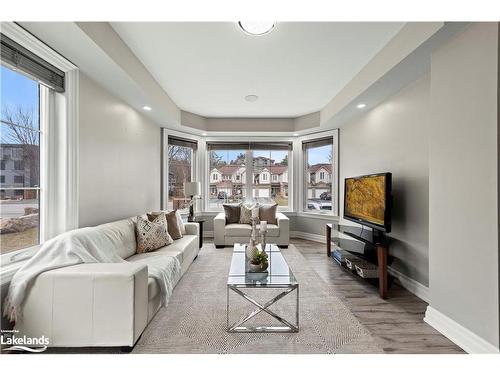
[295,212,340,220]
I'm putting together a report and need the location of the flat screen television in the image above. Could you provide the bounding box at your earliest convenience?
[344,172,392,233]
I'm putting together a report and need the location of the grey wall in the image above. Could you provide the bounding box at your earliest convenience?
[429,23,499,348]
[78,73,161,227]
[339,75,431,286]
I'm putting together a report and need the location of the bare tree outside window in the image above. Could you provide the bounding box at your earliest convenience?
[1,65,41,254]
[167,144,192,212]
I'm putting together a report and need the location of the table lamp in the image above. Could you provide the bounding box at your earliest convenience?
[184,182,201,221]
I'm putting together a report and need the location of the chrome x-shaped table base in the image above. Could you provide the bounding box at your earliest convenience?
[227,285,299,333]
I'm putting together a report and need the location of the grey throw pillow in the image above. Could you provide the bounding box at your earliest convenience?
[259,204,278,225]
[223,204,241,225]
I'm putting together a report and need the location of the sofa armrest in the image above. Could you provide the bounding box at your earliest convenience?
[184,222,199,236]
[276,212,290,246]
[214,212,226,246]
[16,263,148,347]
[276,212,290,224]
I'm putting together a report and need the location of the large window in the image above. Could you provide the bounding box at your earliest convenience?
[252,149,289,207]
[167,136,197,213]
[303,136,334,214]
[208,147,246,210]
[0,65,41,254]
[207,142,291,210]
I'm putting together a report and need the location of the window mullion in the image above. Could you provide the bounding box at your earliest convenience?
[245,150,253,203]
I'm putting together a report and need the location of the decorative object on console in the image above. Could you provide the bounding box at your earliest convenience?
[223,203,241,224]
[136,214,173,253]
[246,237,259,261]
[246,213,260,260]
[260,220,268,255]
[248,249,269,273]
[184,182,201,221]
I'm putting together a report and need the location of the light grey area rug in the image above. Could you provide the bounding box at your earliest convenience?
[132,244,383,354]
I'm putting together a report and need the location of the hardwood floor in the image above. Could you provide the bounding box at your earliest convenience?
[291,238,464,354]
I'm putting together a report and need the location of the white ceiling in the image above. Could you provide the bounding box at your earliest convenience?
[111,22,405,118]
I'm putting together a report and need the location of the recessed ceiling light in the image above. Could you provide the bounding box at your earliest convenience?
[238,21,276,36]
[143,106,152,111]
[293,133,299,137]
[202,133,207,136]
[245,94,258,102]
[356,103,367,109]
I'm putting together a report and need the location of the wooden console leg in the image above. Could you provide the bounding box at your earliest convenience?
[377,245,388,299]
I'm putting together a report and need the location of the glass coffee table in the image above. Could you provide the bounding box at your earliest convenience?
[227,243,299,333]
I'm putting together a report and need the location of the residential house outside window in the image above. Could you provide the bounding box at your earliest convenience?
[0,65,41,254]
[208,145,246,210]
[207,142,291,210]
[303,136,334,214]
[167,135,197,213]
[252,148,289,208]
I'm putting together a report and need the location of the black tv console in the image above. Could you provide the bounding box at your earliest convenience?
[326,223,391,299]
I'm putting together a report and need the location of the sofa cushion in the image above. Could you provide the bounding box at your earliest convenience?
[127,234,198,300]
[96,218,137,259]
[223,204,241,224]
[257,223,279,237]
[225,223,252,237]
[259,204,278,225]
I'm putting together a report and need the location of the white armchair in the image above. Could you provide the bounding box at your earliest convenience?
[214,212,290,248]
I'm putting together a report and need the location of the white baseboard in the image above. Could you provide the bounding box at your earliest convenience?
[290,231,324,242]
[424,306,500,354]
[388,266,429,303]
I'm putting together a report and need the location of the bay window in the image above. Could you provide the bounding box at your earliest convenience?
[206,142,292,211]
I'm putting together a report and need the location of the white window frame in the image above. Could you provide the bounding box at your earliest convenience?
[162,129,200,216]
[1,22,79,272]
[298,129,339,217]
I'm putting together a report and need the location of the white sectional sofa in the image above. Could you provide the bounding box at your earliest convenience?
[15,216,199,350]
[213,212,290,248]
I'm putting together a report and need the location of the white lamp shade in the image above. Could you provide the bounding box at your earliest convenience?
[184,182,201,197]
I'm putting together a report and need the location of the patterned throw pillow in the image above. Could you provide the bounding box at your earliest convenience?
[135,214,173,253]
[239,204,253,224]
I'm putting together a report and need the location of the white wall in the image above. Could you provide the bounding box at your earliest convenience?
[428,23,499,349]
[78,73,161,227]
[340,75,431,286]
